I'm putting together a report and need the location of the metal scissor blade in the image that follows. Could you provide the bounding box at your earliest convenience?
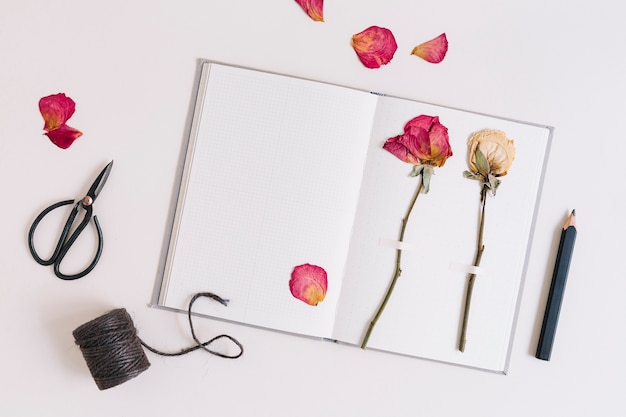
[86,160,114,203]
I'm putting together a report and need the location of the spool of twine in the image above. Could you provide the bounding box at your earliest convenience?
[73,293,243,390]
[73,308,150,390]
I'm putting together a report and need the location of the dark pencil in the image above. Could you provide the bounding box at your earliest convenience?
[536,210,577,361]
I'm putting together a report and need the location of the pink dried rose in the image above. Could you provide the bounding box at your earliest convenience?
[295,0,324,22]
[289,263,328,306]
[383,115,453,168]
[411,33,448,64]
[361,115,452,349]
[351,26,398,69]
[38,93,83,149]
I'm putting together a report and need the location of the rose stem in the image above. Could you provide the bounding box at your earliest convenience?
[361,180,424,349]
[458,185,488,352]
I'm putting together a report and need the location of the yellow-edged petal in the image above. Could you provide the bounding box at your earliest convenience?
[411,33,448,64]
[295,0,324,22]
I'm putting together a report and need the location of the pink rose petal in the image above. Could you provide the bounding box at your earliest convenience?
[294,0,324,22]
[39,93,76,131]
[44,124,83,149]
[411,33,448,64]
[383,130,429,165]
[38,93,83,149]
[403,114,439,133]
[426,122,453,166]
[289,263,328,306]
[351,26,398,69]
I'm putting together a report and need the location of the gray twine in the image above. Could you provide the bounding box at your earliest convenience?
[72,293,243,390]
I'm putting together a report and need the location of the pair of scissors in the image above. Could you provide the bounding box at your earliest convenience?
[28,161,113,280]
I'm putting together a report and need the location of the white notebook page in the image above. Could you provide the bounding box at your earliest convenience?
[161,63,378,337]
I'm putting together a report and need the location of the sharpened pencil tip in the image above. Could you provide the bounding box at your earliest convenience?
[564,209,577,229]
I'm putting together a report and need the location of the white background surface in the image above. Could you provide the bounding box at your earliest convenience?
[1,1,624,415]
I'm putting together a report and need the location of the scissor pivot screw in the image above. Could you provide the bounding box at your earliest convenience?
[82,196,93,206]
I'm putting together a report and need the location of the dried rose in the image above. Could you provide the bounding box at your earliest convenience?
[467,129,515,176]
[383,116,449,166]
[411,33,448,64]
[464,129,515,193]
[38,93,83,149]
[294,0,324,22]
[383,115,452,193]
[351,26,398,69]
[458,129,515,351]
[289,263,328,306]
[401,115,453,167]
[361,114,452,349]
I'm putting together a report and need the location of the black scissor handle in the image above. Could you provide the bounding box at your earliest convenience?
[28,199,76,265]
[28,200,104,280]
[54,213,103,280]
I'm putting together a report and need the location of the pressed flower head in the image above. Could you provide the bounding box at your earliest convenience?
[402,115,453,167]
[383,115,452,193]
[464,129,516,194]
[467,129,515,176]
[383,115,452,166]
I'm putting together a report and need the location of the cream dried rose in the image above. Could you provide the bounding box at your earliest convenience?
[467,129,515,177]
[464,129,515,194]
[458,128,516,352]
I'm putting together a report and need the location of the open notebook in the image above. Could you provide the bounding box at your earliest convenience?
[155,61,552,373]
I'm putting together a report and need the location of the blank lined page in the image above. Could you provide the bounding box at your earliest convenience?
[161,63,378,337]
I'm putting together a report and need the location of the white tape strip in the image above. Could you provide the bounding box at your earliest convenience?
[378,238,421,252]
[449,262,490,276]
